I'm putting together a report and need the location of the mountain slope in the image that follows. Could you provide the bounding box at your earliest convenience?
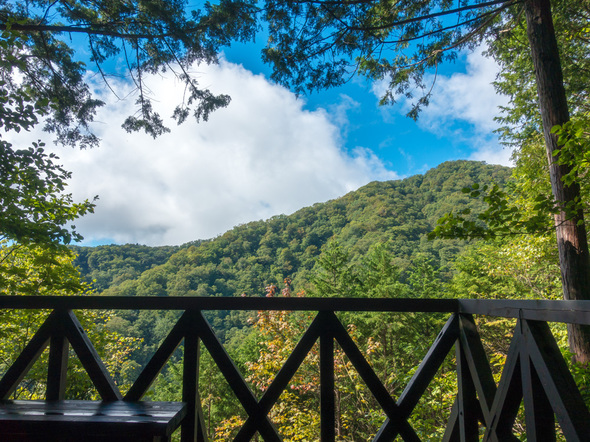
[74,160,511,298]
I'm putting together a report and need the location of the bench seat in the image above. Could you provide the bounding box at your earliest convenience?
[0,400,186,442]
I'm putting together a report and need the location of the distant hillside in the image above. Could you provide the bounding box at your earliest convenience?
[73,160,511,298]
[71,244,179,292]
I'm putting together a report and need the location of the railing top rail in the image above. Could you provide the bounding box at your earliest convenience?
[459,298,590,325]
[1,296,590,324]
[0,296,459,312]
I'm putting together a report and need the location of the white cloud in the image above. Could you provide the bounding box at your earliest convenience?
[420,49,515,166]
[421,49,508,133]
[373,47,515,167]
[10,60,397,246]
[468,143,514,166]
[326,94,361,137]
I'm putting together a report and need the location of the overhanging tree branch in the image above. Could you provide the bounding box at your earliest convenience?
[342,0,514,32]
[0,22,203,40]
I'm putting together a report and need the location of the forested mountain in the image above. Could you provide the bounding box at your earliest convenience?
[71,244,179,292]
[73,160,511,300]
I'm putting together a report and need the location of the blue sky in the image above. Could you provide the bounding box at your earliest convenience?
[9,31,513,247]
[225,39,512,176]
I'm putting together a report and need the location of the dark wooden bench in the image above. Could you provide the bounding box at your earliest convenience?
[0,400,186,442]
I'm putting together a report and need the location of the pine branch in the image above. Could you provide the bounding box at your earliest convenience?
[1,22,203,40]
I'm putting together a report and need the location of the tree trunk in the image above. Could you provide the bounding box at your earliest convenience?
[524,0,590,364]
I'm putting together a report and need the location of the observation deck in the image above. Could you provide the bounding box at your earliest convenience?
[0,296,589,441]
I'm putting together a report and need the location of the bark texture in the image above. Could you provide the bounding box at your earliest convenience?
[525,0,590,363]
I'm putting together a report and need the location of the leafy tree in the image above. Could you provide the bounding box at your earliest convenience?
[0,141,95,248]
[311,241,360,298]
[447,236,561,300]
[0,0,257,253]
[1,22,95,249]
[0,240,86,296]
[429,0,590,360]
[489,0,589,142]
[489,4,590,351]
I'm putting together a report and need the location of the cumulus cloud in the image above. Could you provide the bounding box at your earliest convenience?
[420,49,509,134]
[468,143,514,166]
[10,60,397,246]
[373,47,514,167]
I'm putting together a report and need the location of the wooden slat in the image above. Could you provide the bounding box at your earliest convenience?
[458,314,496,423]
[1,296,590,325]
[441,400,459,442]
[0,295,459,313]
[483,322,523,442]
[456,344,479,441]
[520,321,553,441]
[375,314,459,441]
[520,351,555,442]
[523,319,590,440]
[46,334,69,401]
[61,310,122,401]
[459,299,590,325]
[235,313,324,441]
[320,316,335,442]
[181,311,205,442]
[193,311,280,441]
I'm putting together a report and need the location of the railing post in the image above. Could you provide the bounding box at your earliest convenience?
[182,310,207,442]
[320,315,335,442]
[482,323,523,442]
[46,333,69,400]
[520,320,555,441]
[456,339,479,441]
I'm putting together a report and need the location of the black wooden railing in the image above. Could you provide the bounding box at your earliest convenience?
[0,296,589,441]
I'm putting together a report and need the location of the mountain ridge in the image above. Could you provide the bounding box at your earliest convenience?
[73,160,511,297]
